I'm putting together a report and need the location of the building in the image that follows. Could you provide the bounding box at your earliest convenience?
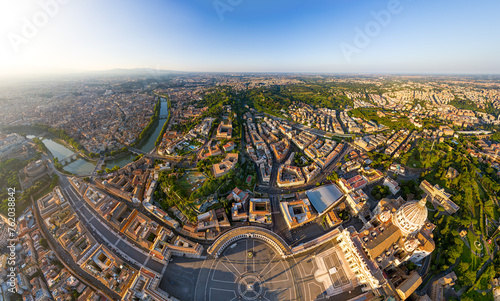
[396,271,422,300]
[315,143,343,168]
[430,272,457,301]
[280,198,317,229]
[361,168,384,184]
[335,194,436,294]
[270,139,290,163]
[31,277,52,301]
[291,131,316,150]
[58,221,98,264]
[337,229,386,293]
[83,187,107,210]
[143,202,179,229]
[231,202,248,222]
[276,165,305,187]
[21,159,49,188]
[339,175,367,192]
[248,198,272,224]
[216,120,233,139]
[0,133,28,161]
[228,187,250,222]
[222,141,235,152]
[446,167,459,179]
[383,177,400,195]
[389,163,406,176]
[305,184,344,216]
[197,209,231,232]
[325,210,342,228]
[37,188,69,219]
[69,177,88,195]
[419,180,459,214]
[439,125,455,136]
[302,163,321,182]
[123,268,180,301]
[226,187,250,204]
[82,245,137,296]
[492,277,500,301]
[212,153,238,178]
[168,236,204,258]
[345,190,369,216]
[259,163,271,184]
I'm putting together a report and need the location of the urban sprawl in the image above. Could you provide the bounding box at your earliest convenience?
[1,73,500,301]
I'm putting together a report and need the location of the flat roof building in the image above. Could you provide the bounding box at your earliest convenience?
[396,271,422,300]
[249,198,272,224]
[280,198,317,229]
[305,184,344,215]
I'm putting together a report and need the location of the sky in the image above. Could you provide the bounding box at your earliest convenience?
[1,0,499,75]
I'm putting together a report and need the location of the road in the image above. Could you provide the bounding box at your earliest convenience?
[59,177,167,274]
[45,156,169,273]
[92,156,105,176]
[32,194,121,300]
[256,143,351,195]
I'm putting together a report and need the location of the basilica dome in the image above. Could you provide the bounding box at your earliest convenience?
[392,198,428,236]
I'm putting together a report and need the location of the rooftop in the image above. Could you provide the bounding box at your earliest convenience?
[305,184,344,214]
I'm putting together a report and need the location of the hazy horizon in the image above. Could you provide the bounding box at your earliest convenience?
[2,0,500,75]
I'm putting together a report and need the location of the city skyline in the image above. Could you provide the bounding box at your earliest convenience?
[3,2,500,300]
[1,0,500,75]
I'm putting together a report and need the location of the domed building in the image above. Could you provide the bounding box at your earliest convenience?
[337,194,436,297]
[392,198,428,236]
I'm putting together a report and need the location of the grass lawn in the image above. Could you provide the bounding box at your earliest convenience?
[466,230,484,262]
[460,241,481,272]
[406,154,423,168]
[476,264,495,291]
[178,172,207,197]
[461,289,493,301]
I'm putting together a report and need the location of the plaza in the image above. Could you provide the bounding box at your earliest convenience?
[157,230,364,301]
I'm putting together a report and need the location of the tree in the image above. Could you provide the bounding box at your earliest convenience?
[461,269,476,286]
[407,262,417,271]
[39,238,48,249]
[326,171,339,182]
[457,262,469,274]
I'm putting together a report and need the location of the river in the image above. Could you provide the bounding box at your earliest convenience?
[26,136,97,176]
[106,97,169,168]
[27,98,170,175]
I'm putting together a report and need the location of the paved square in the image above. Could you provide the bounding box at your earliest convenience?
[201,239,296,301]
[156,236,366,300]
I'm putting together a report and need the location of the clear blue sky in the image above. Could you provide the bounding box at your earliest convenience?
[1,0,499,74]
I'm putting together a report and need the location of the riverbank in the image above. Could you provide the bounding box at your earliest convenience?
[155,96,172,146]
[51,137,99,162]
[2,123,100,158]
[104,149,133,161]
[131,95,161,148]
[5,96,170,173]
[35,138,96,176]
